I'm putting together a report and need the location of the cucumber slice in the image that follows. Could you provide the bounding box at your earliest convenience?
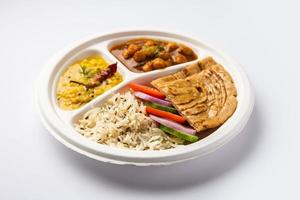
[158,124,199,143]
[144,102,177,114]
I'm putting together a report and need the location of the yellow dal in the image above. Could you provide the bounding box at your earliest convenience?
[56,55,123,110]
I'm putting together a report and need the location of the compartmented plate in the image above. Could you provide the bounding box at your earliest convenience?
[36,29,254,166]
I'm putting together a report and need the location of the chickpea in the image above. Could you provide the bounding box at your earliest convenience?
[122,44,140,59]
[128,44,140,53]
[165,42,178,52]
[122,49,131,59]
[164,60,172,67]
[178,45,194,56]
[174,53,188,64]
[158,51,171,60]
[145,40,155,46]
[133,50,146,62]
[152,58,167,69]
[142,62,153,72]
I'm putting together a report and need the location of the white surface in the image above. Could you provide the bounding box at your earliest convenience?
[0,0,299,199]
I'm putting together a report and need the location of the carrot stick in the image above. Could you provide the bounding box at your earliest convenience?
[128,83,165,99]
[146,106,186,123]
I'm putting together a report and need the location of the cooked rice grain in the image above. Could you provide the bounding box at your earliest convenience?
[75,92,183,150]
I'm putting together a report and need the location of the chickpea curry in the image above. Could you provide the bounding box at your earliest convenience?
[56,55,123,110]
[110,38,197,72]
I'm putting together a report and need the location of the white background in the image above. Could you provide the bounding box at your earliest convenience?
[1,0,299,199]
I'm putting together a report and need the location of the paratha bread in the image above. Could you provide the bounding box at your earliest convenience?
[151,57,237,132]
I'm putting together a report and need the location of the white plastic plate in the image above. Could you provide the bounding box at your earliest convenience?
[36,29,254,166]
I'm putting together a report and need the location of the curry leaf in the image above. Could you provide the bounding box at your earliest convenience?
[79,65,94,78]
[154,46,165,57]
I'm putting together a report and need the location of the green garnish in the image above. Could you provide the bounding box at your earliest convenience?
[157,46,165,52]
[154,46,165,57]
[79,65,94,78]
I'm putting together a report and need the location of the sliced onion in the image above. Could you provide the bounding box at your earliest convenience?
[133,91,172,106]
[149,114,196,135]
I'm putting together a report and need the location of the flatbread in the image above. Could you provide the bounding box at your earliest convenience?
[151,57,237,132]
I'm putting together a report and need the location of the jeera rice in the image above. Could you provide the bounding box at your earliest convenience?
[75,91,183,150]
